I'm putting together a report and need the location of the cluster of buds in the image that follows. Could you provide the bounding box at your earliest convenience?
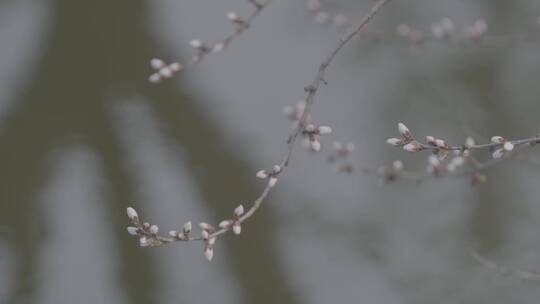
[425,135,451,160]
[490,136,514,159]
[148,58,183,83]
[397,18,488,44]
[386,122,424,152]
[302,123,332,151]
[199,222,217,261]
[464,19,488,40]
[376,160,403,183]
[148,1,270,83]
[397,24,426,44]
[430,18,455,39]
[305,0,349,29]
[218,204,245,236]
[328,141,355,174]
[426,154,465,175]
[126,207,164,247]
[256,165,281,187]
[167,221,193,241]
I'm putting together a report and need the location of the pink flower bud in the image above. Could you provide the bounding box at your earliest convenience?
[149,225,159,235]
[398,122,412,139]
[386,138,403,146]
[503,141,514,151]
[183,221,192,234]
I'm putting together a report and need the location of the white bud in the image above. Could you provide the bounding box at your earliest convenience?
[273,165,281,173]
[315,11,330,24]
[149,225,159,235]
[440,18,454,32]
[452,156,465,167]
[333,141,343,150]
[212,43,225,53]
[227,12,239,22]
[465,136,475,147]
[491,136,504,143]
[435,139,446,148]
[207,237,216,246]
[169,62,182,72]
[232,223,242,235]
[199,222,211,231]
[386,138,403,146]
[398,122,412,139]
[311,140,321,151]
[268,176,278,187]
[183,221,192,233]
[428,155,440,166]
[139,237,149,247]
[403,142,421,152]
[127,226,138,235]
[333,14,348,28]
[150,58,165,69]
[148,73,161,83]
[318,126,332,134]
[234,205,244,217]
[256,170,268,179]
[159,67,173,78]
[305,124,316,132]
[168,230,178,237]
[204,246,214,261]
[126,207,138,220]
[201,230,209,240]
[503,141,514,151]
[426,136,436,144]
[189,39,203,49]
[283,105,295,117]
[392,160,403,171]
[397,24,411,36]
[492,148,505,159]
[219,220,232,229]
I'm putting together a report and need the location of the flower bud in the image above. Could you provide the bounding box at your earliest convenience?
[234,205,245,217]
[127,226,138,235]
[204,246,214,261]
[232,223,242,235]
[398,122,412,139]
[126,207,138,220]
[318,126,332,134]
[183,221,192,234]
[386,138,403,146]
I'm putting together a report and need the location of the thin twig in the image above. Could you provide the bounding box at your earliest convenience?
[128,0,392,258]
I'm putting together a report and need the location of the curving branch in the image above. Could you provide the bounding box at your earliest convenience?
[126,0,392,260]
[148,0,273,83]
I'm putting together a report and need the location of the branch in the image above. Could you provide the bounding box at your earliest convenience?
[126,0,392,261]
[148,0,273,83]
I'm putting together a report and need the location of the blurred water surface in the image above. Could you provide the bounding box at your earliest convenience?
[1,0,540,303]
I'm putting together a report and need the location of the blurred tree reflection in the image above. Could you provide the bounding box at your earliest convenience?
[0,0,300,303]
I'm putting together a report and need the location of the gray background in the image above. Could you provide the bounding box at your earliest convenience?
[1,0,540,303]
